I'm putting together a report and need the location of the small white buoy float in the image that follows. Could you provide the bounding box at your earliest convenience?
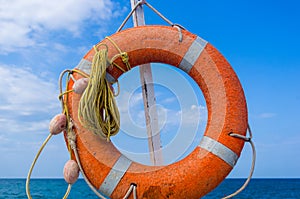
[72,78,89,94]
[63,160,80,184]
[49,113,67,135]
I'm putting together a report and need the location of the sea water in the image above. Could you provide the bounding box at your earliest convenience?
[0,178,299,199]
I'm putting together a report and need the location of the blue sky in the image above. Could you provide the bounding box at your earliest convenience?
[0,0,299,179]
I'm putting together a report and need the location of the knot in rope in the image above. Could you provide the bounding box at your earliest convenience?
[121,52,129,64]
[106,36,131,72]
[120,52,131,71]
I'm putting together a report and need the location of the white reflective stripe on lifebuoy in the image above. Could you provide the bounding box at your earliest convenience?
[106,72,116,83]
[76,59,92,74]
[99,155,132,196]
[75,58,116,83]
[179,36,207,73]
[199,136,238,167]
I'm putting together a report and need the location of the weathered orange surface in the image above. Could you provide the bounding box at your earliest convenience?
[65,25,248,199]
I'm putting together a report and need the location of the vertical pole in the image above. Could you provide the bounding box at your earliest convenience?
[130,0,163,165]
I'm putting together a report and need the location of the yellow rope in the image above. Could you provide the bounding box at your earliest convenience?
[26,36,128,197]
[59,90,73,100]
[61,71,74,157]
[78,45,120,141]
[59,69,88,155]
[106,36,131,71]
[26,134,53,199]
[63,184,72,199]
[26,69,79,199]
[25,133,72,199]
[72,69,89,78]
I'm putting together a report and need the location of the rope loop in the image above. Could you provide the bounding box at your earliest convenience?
[172,25,183,42]
[123,183,137,199]
[229,132,251,142]
[223,124,256,199]
[172,23,186,30]
[113,80,121,97]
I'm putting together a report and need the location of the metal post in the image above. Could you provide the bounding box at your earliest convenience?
[130,0,163,165]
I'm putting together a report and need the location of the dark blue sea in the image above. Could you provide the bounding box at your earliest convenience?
[0,178,299,198]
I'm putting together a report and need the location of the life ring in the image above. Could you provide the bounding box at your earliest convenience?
[65,25,248,198]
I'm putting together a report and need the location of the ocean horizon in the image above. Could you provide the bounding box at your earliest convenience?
[1,178,299,198]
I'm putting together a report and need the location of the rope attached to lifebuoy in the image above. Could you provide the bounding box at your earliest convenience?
[26,66,134,199]
[78,45,120,141]
[223,125,256,199]
[26,1,256,198]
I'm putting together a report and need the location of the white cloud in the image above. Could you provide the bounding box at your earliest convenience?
[0,21,35,52]
[129,92,143,108]
[176,104,207,125]
[115,90,131,113]
[0,118,49,135]
[0,0,127,53]
[0,64,62,155]
[258,112,277,119]
[0,64,59,115]
[0,65,70,178]
[162,97,176,103]
[116,88,207,138]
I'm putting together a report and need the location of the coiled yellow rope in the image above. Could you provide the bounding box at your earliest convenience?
[78,45,120,141]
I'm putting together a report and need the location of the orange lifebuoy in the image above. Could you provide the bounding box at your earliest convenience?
[65,25,247,198]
